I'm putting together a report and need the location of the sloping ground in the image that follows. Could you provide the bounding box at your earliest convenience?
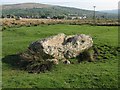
[2,25,118,88]
[1,3,118,19]
[1,3,52,10]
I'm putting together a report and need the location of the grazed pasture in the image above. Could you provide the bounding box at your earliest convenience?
[2,24,118,88]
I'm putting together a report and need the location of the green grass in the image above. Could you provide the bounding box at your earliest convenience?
[2,24,118,88]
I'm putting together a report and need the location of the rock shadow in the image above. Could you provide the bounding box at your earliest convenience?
[2,54,54,73]
[2,54,23,68]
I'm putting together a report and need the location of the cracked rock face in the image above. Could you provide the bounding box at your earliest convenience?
[20,33,93,64]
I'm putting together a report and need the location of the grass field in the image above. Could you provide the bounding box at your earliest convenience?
[2,24,118,88]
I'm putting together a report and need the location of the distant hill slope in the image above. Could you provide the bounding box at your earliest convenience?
[1,3,118,19]
[100,9,118,14]
[2,3,52,10]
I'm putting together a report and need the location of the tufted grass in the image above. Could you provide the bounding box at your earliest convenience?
[2,24,118,88]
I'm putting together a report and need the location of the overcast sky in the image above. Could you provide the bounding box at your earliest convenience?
[1,0,119,10]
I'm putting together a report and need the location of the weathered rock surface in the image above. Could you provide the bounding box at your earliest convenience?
[20,33,93,64]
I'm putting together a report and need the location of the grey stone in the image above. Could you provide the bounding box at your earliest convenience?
[20,33,93,64]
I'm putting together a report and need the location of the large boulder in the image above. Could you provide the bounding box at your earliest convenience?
[20,33,93,64]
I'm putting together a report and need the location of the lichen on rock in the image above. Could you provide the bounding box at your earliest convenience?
[20,33,93,64]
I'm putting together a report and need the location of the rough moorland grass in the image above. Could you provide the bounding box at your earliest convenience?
[2,18,118,29]
[2,25,118,88]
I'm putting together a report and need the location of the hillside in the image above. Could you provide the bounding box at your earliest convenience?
[2,3,52,10]
[100,9,118,14]
[1,3,118,19]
